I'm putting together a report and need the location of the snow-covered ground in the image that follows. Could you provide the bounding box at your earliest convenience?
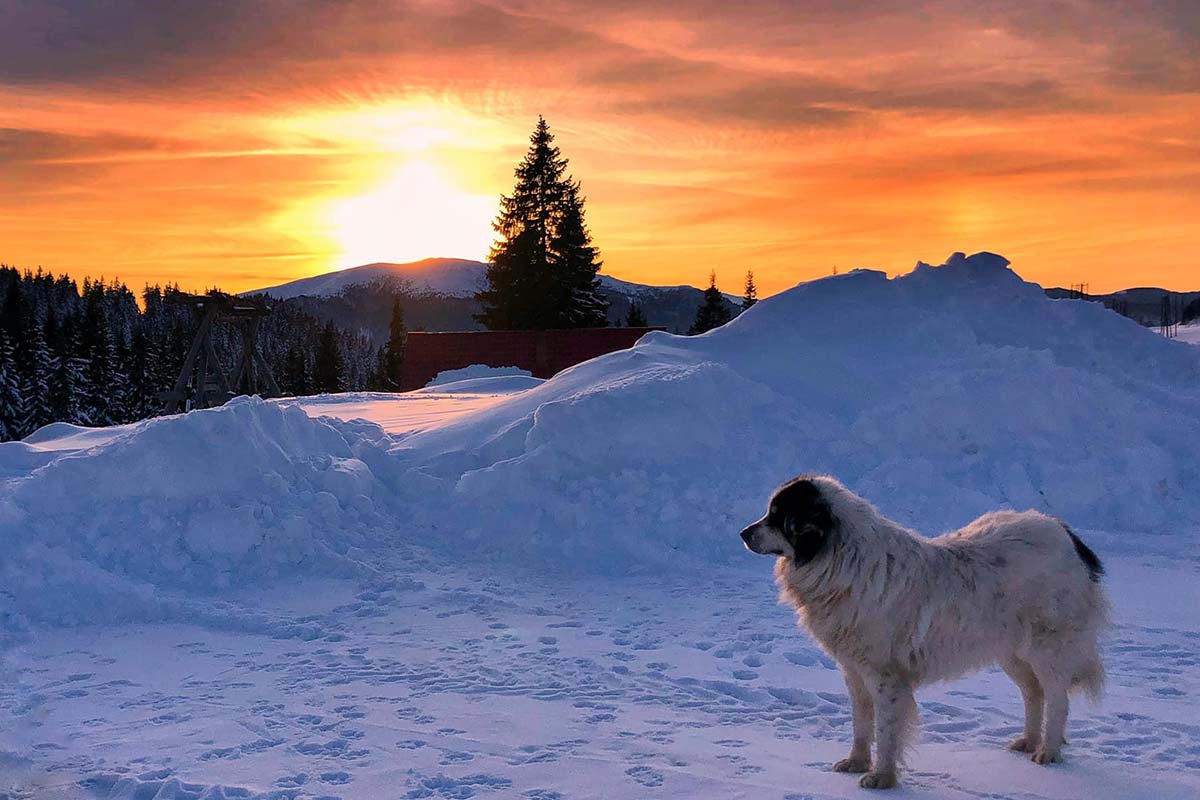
[1176,322,1200,347]
[3,252,1199,799]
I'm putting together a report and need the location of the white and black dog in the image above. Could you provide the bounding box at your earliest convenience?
[741,476,1108,790]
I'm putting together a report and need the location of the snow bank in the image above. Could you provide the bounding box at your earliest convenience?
[1177,323,1200,347]
[426,364,533,387]
[1,397,392,628]
[387,252,1200,567]
[415,374,546,394]
[5,251,1199,630]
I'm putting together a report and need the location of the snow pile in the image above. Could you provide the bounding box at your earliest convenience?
[386,251,1200,566]
[426,364,533,387]
[5,251,1199,629]
[1,397,392,627]
[1177,322,1200,347]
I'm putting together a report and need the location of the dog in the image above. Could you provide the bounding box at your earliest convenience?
[740,476,1108,790]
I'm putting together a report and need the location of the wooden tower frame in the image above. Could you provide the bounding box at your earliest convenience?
[161,291,281,414]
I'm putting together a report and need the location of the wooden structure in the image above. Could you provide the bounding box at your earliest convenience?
[399,327,662,390]
[161,291,281,413]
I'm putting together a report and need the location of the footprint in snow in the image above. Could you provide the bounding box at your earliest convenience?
[625,766,665,787]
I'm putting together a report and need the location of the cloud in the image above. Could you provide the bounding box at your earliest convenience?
[1,0,1198,293]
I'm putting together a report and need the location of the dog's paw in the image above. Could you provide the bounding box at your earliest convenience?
[1031,748,1062,765]
[833,756,871,773]
[859,771,897,789]
[1007,736,1038,753]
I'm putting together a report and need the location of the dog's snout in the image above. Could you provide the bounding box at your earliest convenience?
[740,524,757,545]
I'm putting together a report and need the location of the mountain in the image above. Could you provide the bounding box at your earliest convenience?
[251,258,487,300]
[247,258,743,339]
[1045,285,1200,326]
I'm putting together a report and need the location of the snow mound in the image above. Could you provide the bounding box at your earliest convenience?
[425,364,533,387]
[1,397,392,627]
[386,251,1200,565]
[5,251,1199,630]
[416,375,546,394]
[1177,323,1200,347]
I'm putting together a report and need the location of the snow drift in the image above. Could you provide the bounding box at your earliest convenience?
[388,252,1200,567]
[3,251,1199,630]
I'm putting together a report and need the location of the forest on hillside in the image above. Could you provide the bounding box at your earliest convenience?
[0,266,382,442]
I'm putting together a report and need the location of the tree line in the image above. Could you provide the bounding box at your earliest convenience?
[0,265,405,442]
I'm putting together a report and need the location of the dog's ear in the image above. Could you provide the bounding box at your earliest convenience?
[778,478,835,565]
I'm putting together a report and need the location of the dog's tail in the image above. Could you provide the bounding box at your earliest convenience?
[1062,523,1104,583]
[1072,656,1106,703]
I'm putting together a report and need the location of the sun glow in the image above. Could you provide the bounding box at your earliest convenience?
[328,160,497,267]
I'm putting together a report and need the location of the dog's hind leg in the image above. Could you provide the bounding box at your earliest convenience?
[859,670,916,790]
[833,666,873,774]
[1001,657,1043,754]
[1027,656,1069,764]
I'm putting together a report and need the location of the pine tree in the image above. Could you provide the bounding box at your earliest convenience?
[282,346,312,396]
[0,333,25,441]
[477,117,608,329]
[625,301,648,327]
[19,321,55,434]
[379,296,407,390]
[743,270,758,310]
[312,322,344,393]
[550,180,608,327]
[688,271,733,335]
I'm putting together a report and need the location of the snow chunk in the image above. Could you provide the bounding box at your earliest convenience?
[426,364,533,386]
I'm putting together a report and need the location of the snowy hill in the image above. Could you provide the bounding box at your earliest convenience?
[247,258,742,335]
[250,258,740,304]
[250,257,488,299]
[4,251,1200,799]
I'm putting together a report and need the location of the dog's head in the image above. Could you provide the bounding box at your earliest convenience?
[740,476,836,564]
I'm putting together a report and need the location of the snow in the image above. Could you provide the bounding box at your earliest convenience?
[1176,322,1200,346]
[3,251,1199,798]
[425,364,534,387]
[250,259,723,303]
[250,258,488,299]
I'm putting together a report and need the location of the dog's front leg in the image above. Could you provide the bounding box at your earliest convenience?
[833,666,873,773]
[860,671,916,790]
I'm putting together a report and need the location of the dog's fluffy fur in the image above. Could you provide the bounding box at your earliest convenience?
[740,476,1108,790]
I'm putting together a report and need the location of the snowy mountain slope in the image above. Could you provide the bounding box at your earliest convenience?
[250,257,487,299]
[250,258,737,305]
[248,259,742,335]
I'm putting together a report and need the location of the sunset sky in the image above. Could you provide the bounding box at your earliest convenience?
[3,1,1198,297]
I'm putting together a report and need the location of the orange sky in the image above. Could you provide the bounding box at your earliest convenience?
[3,1,1198,297]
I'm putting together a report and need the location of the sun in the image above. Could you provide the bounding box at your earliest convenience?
[328,160,496,266]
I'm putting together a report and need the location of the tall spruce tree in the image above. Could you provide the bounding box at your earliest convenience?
[379,296,407,389]
[313,322,344,393]
[282,346,312,396]
[20,321,55,434]
[0,333,25,441]
[476,117,608,329]
[688,271,733,335]
[743,270,758,310]
[625,301,648,327]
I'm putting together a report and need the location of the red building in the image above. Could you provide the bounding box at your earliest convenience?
[400,327,661,390]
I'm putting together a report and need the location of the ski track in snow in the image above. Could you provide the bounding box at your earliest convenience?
[4,553,1198,800]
